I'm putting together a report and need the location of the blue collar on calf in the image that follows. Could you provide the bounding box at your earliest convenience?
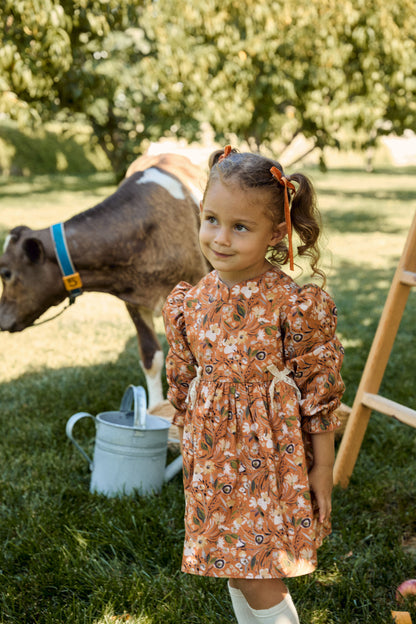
[50,223,83,302]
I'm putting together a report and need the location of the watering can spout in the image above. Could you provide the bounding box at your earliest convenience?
[165,454,183,483]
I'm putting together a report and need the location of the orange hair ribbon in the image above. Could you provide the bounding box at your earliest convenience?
[218,145,232,163]
[270,166,296,271]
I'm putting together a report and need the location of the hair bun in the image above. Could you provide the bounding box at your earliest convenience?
[208,149,226,169]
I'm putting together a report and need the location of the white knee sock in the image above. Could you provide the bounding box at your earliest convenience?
[228,582,253,623]
[228,583,300,624]
[248,592,300,624]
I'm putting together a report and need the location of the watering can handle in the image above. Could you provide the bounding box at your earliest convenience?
[119,385,147,429]
[65,412,95,469]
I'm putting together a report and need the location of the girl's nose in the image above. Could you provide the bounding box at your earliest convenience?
[214,227,231,246]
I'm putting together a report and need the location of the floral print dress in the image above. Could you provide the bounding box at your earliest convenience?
[162,267,344,579]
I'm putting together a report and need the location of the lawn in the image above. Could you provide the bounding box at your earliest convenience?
[0,164,415,623]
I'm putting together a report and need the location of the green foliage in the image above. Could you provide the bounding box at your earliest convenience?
[0,120,110,175]
[0,0,152,177]
[0,167,415,622]
[138,0,416,154]
[1,0,415,175]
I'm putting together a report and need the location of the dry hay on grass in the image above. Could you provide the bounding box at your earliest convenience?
[148,400,181,448]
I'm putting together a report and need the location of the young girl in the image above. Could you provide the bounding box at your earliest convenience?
[162,146,344,624]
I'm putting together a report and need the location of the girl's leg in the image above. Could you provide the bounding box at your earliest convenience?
[229,578,288,609]
[247,594,299,624]
[228,578,299,624]
[227,582,253,622]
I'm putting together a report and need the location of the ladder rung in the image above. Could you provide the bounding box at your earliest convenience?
[362,393,416,428]
[400,270,416,286]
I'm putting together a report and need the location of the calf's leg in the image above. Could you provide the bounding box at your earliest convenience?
[125,303,164,408]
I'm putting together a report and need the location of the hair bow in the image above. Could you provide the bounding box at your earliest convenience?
[270,166,296,270]
[218,145,232,163]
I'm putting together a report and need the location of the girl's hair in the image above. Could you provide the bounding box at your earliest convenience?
[205,148,325,284]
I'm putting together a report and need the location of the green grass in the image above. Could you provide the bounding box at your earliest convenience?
[0,165,415,623]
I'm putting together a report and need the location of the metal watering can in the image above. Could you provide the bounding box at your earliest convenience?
[66,385,182,497]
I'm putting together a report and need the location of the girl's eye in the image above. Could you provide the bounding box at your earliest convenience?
[206,216,217,224]
[235,223,248,232]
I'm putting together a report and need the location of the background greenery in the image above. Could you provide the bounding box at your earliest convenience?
[0,158,415,623]
[1,0,415,177]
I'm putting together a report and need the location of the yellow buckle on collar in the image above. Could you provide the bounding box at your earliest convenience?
[63,272,83,291]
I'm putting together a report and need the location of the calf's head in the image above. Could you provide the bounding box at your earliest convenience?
[0,226,64,331]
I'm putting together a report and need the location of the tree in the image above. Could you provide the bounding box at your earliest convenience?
[1,0,415,174]
[0,0,161,176]
[137,0,416,161]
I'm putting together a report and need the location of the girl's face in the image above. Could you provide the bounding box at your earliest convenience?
[199,180,286,287]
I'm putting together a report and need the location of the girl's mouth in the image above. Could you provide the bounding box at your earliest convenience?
[212,249,232,258]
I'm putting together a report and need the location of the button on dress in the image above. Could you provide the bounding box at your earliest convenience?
[162,268,344,579]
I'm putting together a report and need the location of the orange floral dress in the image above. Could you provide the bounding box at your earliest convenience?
[162,267,344,579]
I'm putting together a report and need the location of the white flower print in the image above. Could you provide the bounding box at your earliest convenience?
[191,466,203,484]
[223,335,238,354]
[296,496,308,509]
[206,323,220,342]
[257,493,271,511]
[241,282,260,298]
[213,512,226,524]
[285,473,299,487]
[316,306,327,320]
[271,511,284,527]
[292,317,303,330]
[252,305,266,318]
[184,544,197,556]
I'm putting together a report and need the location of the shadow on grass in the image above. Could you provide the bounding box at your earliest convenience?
[324,209,407,234]
[0,333,171,481]
[0,333,163,432]
[318,185,416,203]
[0,171,116,198]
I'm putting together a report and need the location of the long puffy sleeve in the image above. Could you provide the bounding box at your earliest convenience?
[281,284,345,433]
[162,282,197,427]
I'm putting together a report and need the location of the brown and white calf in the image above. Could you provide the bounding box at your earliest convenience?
[0,153,208,407]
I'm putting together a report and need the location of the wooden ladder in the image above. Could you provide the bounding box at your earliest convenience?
[334,211,416,488]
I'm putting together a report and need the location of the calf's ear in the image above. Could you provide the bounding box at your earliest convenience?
[23,238,44,264]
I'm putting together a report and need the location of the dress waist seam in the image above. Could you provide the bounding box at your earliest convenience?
[190,378,273,384]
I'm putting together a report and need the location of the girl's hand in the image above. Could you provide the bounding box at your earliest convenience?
[308,464,333,523]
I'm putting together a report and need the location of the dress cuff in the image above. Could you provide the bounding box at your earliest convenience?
[171,408,186,427]
[301,406,341,433]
